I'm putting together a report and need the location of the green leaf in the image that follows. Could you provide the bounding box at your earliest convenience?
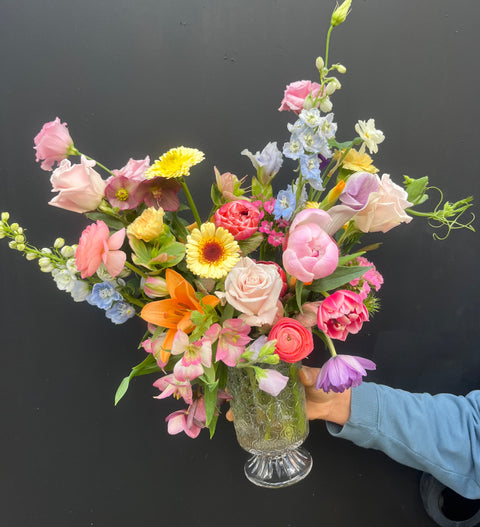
[114,354,161,405]
[85,212,125,231]
[295,280,304,313]
[310,265,371,292]
[204,383,219,427]
[404,175,429,206]
[114,377,131,406]
[338,251,365,265]
[238,232,264,256]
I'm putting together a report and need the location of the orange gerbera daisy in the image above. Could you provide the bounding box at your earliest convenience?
[140,268,219,363]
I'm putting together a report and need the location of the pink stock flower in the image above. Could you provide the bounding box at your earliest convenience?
[34,117,75,171]
[75,220,126,278]
[283,209,339,283]
[153,373,193,405]
[317,290,369,341]
[257,369,289,396]
[315,354,376,393]
[223,257,284,327]
[214,200,261,240]
[278,80,324,113]
[49,156,106,213]
[105,175,142,210]
[165,397,207,439]
[112,156,150,181]
[215,319,251,367]
[268,317,314,363]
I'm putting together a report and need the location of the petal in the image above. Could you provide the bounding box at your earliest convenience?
[107,228,126,250]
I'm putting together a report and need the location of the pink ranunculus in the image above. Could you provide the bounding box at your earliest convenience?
[278,80,324,113]
[224,257,283,327]
[112,156,150,181]
[353,174,413,233]
[214,200,261,241]
[49,156,106,213]
[34,117,74,171]
[283,209,339,283]
[75,220,126,278]
[317,290,369,341]
[268,317,314,363]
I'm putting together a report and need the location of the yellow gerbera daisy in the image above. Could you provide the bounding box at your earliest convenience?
[145,147,205,179]
[186,222,240,279]
[333,148,378,173]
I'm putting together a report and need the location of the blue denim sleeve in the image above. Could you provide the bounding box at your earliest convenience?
[326,382,480,499]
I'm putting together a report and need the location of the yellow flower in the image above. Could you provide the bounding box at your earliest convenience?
[333,148,378,174]
[306,201,321,209]
[145,147,205,179]
[186,222,240,279]
[127,207,165,242]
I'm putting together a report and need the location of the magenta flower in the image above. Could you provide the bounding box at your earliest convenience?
[153,374,193,405]
[216,319,252,367]
[315,354,376,393]
[34,117,75,171]
[165,397,207,438]
[105,175,142,210]
[349,256,384,300]
[135,177,181,211]
[317,290,369,341]
[75,220,126,278]
[283,208,339,282]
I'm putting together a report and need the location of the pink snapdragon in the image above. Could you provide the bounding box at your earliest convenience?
[283,209,339,282]
[49,156,106,213]
[317,290,369,341]
[75,220,126,278]
[34,117,75,171]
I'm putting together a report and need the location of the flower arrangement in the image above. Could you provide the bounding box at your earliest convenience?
[0,0,475,444]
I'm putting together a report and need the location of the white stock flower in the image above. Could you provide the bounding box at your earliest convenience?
[52,268,77,292]
[355,118,385,154]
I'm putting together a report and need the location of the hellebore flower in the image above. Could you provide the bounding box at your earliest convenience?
[315,354,376,393]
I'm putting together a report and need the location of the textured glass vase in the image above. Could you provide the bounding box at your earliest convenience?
[227,361,312,488]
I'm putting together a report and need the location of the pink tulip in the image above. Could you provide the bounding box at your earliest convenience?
[49,156,106,213]
[34,117,75,171]
[75,220,126,278]
[283,209,339,282]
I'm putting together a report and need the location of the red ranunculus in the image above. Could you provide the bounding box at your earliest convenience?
[268,317,314,363]
[214,200,260,240]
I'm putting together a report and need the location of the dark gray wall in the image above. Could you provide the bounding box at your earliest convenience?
[0,1,479,525]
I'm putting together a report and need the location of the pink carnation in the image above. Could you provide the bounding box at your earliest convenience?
[317,290,369,341]
[75,220,126,278]
[278,80,324,113]
[34,117,74,171]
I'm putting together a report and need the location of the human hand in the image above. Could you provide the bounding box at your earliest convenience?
[299,366,352,426]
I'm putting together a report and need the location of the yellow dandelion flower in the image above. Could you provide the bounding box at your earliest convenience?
[333,148,378,174]
[186,222,240,279]
[145,147,205,179]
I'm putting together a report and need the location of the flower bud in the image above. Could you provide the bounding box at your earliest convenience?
[8,241,17,249]
[1,212,10,222]
[320,98,333,113]
[15,235,25,244]
[26,253,37,261]
[39,263,54,273]
[325,78,341,95]
[335,64,347,74]
[10,222,19,231]
[38,257,52,267]
[331,0,352,27]
[60,245,76,258]
[315,56,324,71]
[41,247,52,254]
[0,231,5,240]
[54,237,65,249]
[16,243,26,251]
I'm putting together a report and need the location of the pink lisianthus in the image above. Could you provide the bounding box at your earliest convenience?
[317,290,369,341]
[49,156,106,213]
[215,319,251,367]
[142,276,169,298]
[268,317,314,363]
[283,209,339,283]
[34,117,75,171]
[315,354,376,393]
[278,80,324,113]
[75,220,126,278]
[223,257,284,327]
[214,200,261,240]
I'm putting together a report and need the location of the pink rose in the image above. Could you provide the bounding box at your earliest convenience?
[49,156,106,213]
[283,209,339,283]
[34,117,74,171]
[268,317,314,363]
[353,174,412,233]
[224,257,283,327]
[278,80,324,113]
[317,290,369,341]
[214,200,260,240]
[75,220,126,278]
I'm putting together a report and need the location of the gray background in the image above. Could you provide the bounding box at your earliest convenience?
[0,0,479,525]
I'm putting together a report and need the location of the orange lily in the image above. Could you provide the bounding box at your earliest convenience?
[140,268,219,363]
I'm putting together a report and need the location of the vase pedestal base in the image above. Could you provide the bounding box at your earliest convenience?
[244,446,313,488]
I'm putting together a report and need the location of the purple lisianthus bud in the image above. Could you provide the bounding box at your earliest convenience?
[340,172,379,210]
[315,354,376,393]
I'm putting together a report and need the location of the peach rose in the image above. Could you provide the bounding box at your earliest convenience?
[224,257,283,327]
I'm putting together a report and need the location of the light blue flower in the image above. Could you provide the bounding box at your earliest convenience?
[105,302,136,324]
[273,185,297,221]
[318,113,337,140]
[241,142,283,185]
[300,154,323,191]
[86,281,122,310]
[298,129,329,156]
[299,108,322,128]
[283,135,304,160]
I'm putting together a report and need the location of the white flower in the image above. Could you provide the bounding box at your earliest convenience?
[70,280,91,302]
[355,118,385,154]
[52,268,77,292]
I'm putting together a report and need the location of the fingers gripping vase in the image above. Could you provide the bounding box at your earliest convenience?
[227,362,312,488]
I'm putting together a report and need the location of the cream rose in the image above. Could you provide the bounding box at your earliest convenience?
[353,174,412,233]
[224,257,283,327]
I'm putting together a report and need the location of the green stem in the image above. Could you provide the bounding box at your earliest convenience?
[125,261,148,279]
[180,178,202,227]
[325,334,338,357]
[121,293,145,309]
[71,148,117,178]
[324,25,334,70]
